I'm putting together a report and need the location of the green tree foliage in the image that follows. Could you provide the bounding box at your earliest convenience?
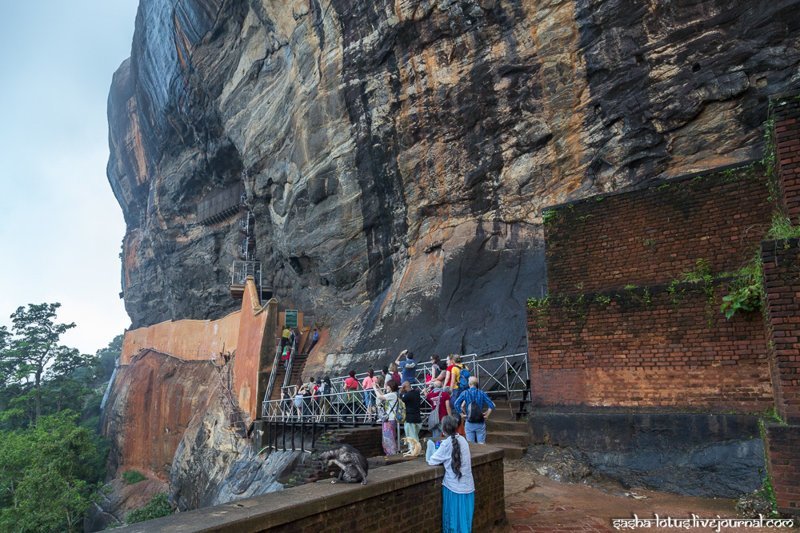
[0,303,124,530]
[1,303,78,422]
[0,411,105,532]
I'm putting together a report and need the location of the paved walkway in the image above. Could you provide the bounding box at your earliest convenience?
[498,459,789,533]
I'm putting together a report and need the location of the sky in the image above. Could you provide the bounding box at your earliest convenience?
[0,1,140,353]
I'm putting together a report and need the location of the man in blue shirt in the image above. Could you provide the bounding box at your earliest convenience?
[454,376,495,444]
[396,350,418,385]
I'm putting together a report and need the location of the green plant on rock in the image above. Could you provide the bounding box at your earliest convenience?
[594,295,612,308]
[126,493,173,524]
[122,470,146,485]
[720,254,764,320]
[767,213,800,240]
[542,210,558,225]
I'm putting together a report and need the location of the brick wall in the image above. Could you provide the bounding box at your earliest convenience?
[544,164,771,295]
[761,238,800,424]
[774,95,800,222]
[528,286,772,410]
[116,446,506,532]
[765,424,800,516]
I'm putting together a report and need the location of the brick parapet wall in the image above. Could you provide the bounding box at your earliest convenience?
[764,424,800,516]
[116,446,506,532]
[527,285,772,411]
[543,164,771,294]
[773,94,800,222]
[761,238,800,424]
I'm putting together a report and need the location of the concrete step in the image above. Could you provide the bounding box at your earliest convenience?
[486,430,530,447]
[488,442,526,460]
[486,419,528,432]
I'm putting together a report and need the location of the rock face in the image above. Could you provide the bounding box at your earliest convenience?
[169,401,300,510]
[101,350,217,479]
[108,0,800,363]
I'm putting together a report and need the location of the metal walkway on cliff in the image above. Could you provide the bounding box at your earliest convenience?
[257,351,530,453]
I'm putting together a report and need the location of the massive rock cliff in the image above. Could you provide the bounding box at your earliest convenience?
[108,0,800,364]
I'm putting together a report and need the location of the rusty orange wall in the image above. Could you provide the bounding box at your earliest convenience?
[232,280,271,421]
[119,278,274,422]
[121,312,241,365]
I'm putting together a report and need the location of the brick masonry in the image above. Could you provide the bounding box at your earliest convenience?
[529,93,800,514]
[115,445,506,532]
[544,164,771,295]
[528,286,772,410]
[764,424,800,515]
[774,95,800,222]
[761,238,800,424]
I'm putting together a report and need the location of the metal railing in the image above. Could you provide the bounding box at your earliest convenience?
[263,383,432,425]
[231,260,262,288]
[281,336,298,390]
[263,350,530,425]
[264,338,282,404]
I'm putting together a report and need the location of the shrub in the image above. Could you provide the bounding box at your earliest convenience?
[126,493,172,524]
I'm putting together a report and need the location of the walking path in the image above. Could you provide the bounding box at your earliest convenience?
[498,459,789,533]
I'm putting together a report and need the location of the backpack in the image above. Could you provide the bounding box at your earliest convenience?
[458,365,471,389]
[467,398,484,424]
[395,397,407,424]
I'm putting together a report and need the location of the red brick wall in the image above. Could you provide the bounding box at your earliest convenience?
[774,95,800,222]
[765,424,800,516]
[528,286,773,411]
[761,238,800,424]
[544,165,771,295]
[117,447,506,532]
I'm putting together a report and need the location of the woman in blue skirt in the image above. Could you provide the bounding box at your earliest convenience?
[427,415,474,532]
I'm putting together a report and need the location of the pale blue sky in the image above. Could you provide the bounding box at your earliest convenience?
[0,1,140,353]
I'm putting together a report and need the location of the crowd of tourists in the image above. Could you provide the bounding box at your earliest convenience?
[279,350,492,532]
[284,351,496,451]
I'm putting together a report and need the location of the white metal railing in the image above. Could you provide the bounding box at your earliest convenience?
[264,339,282,404]
[262,351,530,424]
[262,382,432,425]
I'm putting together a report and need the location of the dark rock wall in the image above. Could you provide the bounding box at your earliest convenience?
[107,0,800,365]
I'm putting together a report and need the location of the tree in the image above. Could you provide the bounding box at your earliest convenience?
[0,411,105,532]
[2,303,76,422]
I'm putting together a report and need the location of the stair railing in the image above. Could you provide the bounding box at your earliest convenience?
[264,338,283,403]
[281,335,298,390]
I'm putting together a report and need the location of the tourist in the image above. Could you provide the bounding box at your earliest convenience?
[400,381,422,452]
[429,354,446,384]
[344,370,360,410]
[281,326,291,349]
[425,380,452,440]
[309,326,320,352]
[389,362,402,387]
[445,355,463,406]
[396,350,418,385]
[281,343,291,368]
[293,385,306,419]
[454,377,495,444]
[427,415,474,532]
[362,368,378,421]
[373,379,399,455]
[319,376,332,421]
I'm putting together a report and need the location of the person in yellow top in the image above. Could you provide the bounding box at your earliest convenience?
[281,326,291,349]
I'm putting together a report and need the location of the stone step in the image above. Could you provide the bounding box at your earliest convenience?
[488,442,526,460]
[486,430,530,447]
[486,419,528,432]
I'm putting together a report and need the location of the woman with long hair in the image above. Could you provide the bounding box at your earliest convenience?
[372,379,399,455]
[427,415,474,532]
